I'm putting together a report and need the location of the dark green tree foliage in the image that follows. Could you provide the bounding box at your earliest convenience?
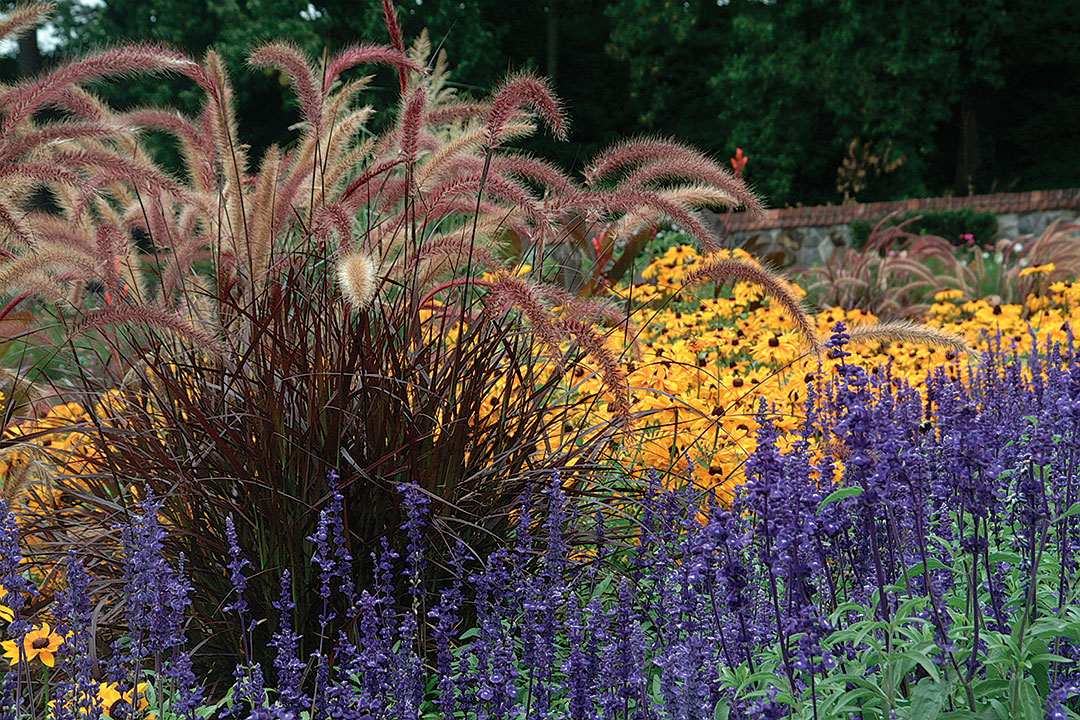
[608,0,1013,206]
[40,0,635,168]
[981,0,1080,192]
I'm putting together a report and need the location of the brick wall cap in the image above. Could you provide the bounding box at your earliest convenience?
[725,188,1080,232]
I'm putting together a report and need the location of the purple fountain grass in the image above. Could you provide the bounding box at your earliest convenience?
[486,72,568,147]
[0,44,198,141]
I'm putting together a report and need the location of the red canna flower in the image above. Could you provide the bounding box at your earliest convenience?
[591,230,606,255]
[730,147,748,178]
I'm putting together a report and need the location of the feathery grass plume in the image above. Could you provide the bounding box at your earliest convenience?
[0,121,122,165]
[685,257,822,355]
[417,121,535,186]
[846,320,976,358]
[407,234,503,286]
[78,304,225,357]
[0,247,98,297]
[314,204,358,248]
[486,275,567,362]
[473,153,576,199]
[0,45,196,142]
[249,42,323,136]
[45,85,108,120]
[595,187,719,252]
[245,146,282,287]
[424,172,546,222]
[616,152,763,218]
[176,275,220,338]
[539,287,629,328]
[486,72,567,147]
[324,43,422,95]
[0,453,51,508]
[203,49,250,255]
[410,29,456,105]
[0,2,53,42]
[318,109,377,192]
[0,199,32,251]
[0,369,37,421]
[50,149,190,200]
[425,100,492,125]
[322,77,374,124]
[338,156,406,211]
[609,185,739,247]
[380,0,408,91]
[337,251,378,311]
[585,136,764,218]
[0,160,101,198]
[122,107,217,193]
[557,317,631,423]
[399,86,427,162]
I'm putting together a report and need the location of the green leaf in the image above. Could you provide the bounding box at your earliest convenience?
[817,486,863,513]
[1056,501,1080,521]
[908,677,949,719]
[974,677,1011,699]
[903,648,942,683]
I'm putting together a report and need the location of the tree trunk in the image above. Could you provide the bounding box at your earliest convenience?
[17,29,42,77]
[546,0,559,83]
[956,92,980,194]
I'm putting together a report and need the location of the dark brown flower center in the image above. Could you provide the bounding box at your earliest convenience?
[109,700,132,720]
[768,337,780,347]
[31,637,49,650]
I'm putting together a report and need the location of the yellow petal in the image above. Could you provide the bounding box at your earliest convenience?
[40,651,54,667]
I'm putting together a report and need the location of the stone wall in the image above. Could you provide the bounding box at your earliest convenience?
[717,188,1080,268]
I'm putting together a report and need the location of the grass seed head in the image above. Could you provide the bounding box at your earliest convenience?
[337,251,378,311]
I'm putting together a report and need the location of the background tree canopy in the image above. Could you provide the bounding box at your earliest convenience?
[6,0,1079,207]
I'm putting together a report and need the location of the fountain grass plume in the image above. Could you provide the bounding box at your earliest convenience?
[846,319,976,358]
[486,72,568,147]
[685,256,823,355]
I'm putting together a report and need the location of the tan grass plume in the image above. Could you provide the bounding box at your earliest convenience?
[337,251,378,311]
[846,320,976,359]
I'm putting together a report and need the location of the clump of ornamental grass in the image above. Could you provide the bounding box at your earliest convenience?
[800,212,976,318]
[844,318,975,359]
[976,219,1080,304]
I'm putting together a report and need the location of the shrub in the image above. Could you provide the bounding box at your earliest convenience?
[978,220,1080,303]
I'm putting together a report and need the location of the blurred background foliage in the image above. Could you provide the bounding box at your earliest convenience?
[3,0,1078,207]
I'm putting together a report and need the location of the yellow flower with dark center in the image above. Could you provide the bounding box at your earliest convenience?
[731,281,764,306]
[933,289,964,302]
[1,622,64,666]
[0,583,12,623]
[751,332,800,365]
[1020,262,1056,277]
[97,682,153,719]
